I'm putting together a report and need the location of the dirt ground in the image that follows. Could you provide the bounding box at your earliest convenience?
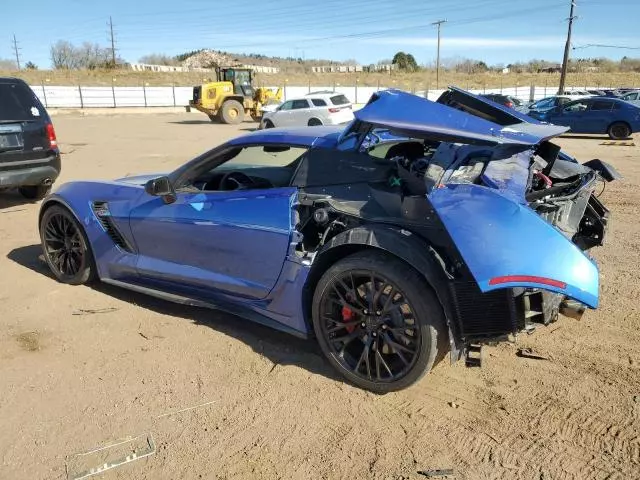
[0,112,638,480]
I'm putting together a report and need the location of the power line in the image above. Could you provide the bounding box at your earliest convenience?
[431,20,446,89]
[573,43,640,50]
[558,0,577,94]
[12,34,21,70]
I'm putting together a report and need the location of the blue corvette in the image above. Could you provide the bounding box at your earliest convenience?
[38,88,618,392]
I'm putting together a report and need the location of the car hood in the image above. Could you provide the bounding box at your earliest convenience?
[356,89,567,147]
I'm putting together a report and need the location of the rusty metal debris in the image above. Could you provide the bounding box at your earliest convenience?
[516,348,550,361]
[72,307,119,316]
[66,433,155,480]
[418,468,455,478]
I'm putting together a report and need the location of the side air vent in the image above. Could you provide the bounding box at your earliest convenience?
[91,201,134,253]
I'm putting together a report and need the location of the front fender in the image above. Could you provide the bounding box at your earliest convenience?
[430,184,599,308]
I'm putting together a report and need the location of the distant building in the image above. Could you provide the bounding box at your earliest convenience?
[240,64,280,74]
[129,63,193,72]
[128,63,279,74]
[310,64,364,73]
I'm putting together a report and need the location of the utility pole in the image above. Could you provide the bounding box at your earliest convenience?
[12,34,21,70]
[108,16,116,67]
[558,1,577,94]
[431,20,446,89]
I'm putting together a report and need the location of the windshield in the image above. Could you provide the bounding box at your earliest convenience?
[0,82,42,121]
[234,70,251,85]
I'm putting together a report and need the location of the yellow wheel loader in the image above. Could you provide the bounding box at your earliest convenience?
[187,67,282,124]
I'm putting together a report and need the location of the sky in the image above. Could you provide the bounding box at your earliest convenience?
[1,0,639,69]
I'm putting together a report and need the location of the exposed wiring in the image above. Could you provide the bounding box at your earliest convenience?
[596,177,606,197]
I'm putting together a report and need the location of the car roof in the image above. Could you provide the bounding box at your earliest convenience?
[227,125,343,148]
[284,92,351,103]
[357,89,567,146]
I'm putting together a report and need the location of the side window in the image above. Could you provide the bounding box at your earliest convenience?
[564,100,589,112]
[292,99,310,109]
[534,98,553,109]
[311,98,327,107]
[557,97,570,106]
[192,145,309,191]
[279,101,294,111]
[590,100,613,111]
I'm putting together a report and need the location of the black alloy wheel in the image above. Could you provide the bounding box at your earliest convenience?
[313,251,447,392]
[40,205,95,285]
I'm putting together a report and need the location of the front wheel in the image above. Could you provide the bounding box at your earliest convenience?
[312,251,447,393]
[39,205,96,285]
[608,122,631,140]
[220,100,245,124]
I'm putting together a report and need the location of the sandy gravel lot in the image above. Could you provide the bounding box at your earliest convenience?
[0,112,638,480]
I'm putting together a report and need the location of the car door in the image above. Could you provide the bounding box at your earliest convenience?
[548,99,590,132]
[586,99,616,133]
[272,100,294,127]
[290,99,312,125]
[128,144,304,301]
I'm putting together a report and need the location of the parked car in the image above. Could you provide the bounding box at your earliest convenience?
[530,96,640,139]
[526,95,581,117]
[38,88,616,392]
[0,77,60,200]
[479,93,522,109]
[259,92,354,129]
[619,90,640,106]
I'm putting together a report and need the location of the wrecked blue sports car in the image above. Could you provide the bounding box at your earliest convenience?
[38,88,618,392]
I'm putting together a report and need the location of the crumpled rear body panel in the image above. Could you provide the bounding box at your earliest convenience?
[429,183,599,308]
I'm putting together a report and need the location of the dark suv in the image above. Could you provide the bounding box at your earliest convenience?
[0,77,60,200]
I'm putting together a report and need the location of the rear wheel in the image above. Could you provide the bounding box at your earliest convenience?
[308,118,323,126]
[39,205,96,285]
[312,251,447,393]
[19,185,51,200]
[262,119,275,129]
[220,100,245,124]
[608,122,631,140]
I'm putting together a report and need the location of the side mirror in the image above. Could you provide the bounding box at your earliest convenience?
[144,176,176,204]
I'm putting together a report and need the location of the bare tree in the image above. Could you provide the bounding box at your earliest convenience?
[50,40,118,70]
[50,40,79,69]
[0,58,18,70]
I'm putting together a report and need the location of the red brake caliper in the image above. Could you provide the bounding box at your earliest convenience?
[341,306,356,332]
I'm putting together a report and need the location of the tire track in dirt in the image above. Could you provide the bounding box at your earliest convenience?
[377,369,639,480]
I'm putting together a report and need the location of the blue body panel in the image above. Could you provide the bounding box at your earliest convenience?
[41,88,605,338]
[355,89,568,146]
[429,184,599,308]
[129,187,296,300]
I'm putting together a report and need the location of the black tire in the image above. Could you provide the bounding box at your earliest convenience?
[39,205,96,285]
[312,250,447,393]
[262,119,275,129]
[19,185,51,200]
[308,118,323,126]
[220,100,245,124]
[608,122,631,140]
